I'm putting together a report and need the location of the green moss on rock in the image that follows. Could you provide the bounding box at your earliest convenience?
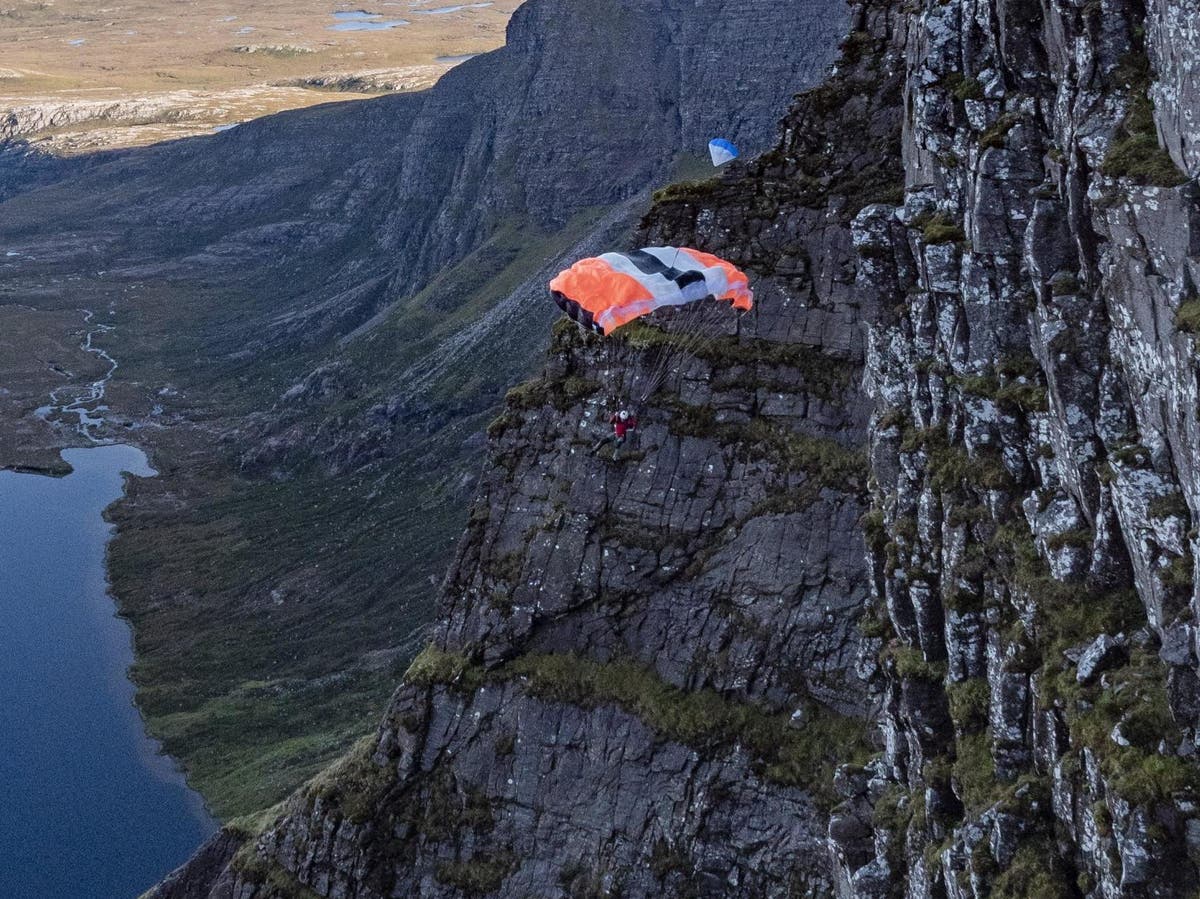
[918,211,966,244]
[940,72,984,101]
[946,678,990,733]
[231,846,323,899]
[305,734,393,824]
[1176,298,1200,334]
[1100,52,1188,187]
[668,403,866,493]
[409,648,871,809]
[979,113,1019,150]
[435,851,517,895]
[952,731,996,814]
[886,645,949,681]
[405,645,486,693]
[991,839,1072,899]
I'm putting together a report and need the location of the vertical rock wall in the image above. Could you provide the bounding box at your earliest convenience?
[842,0,1200,894]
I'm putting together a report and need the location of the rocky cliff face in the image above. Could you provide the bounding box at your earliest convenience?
[156,0,1200,894]
[844,0,1200,894]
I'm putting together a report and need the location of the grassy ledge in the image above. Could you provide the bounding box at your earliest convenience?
[406,646,871,809]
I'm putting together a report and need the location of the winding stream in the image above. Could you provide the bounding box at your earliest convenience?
[36,309,118,443]
[2,314,216,897]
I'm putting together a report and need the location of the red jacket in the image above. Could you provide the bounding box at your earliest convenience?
[610,413,638,438]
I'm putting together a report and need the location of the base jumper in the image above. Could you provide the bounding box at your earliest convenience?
[592,409,638,461]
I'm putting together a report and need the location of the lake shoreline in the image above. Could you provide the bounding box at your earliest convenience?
[0,444,217,898]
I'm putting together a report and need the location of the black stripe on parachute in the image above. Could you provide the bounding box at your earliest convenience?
[553,290,605,334]
[625,249,707,291]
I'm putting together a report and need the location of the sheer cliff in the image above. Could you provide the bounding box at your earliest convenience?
[151,0,1200,894]
[846,0,1200,894]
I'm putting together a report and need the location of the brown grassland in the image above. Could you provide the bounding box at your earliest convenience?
[0,0,520,150]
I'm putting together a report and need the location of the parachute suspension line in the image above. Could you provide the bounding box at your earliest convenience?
[636,298,728,405]
[633,244,714,402]
[653,300,721,400]
[611,338,632,410]
[634,303,697,405]
[634,268,766,406]
[638,297,756,405]
[632,268,763,405]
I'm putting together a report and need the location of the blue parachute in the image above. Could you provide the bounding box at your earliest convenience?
[708,138,740,167]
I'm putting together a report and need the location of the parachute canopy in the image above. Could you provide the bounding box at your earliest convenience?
[708,138,740,167]
[550,246,753,336]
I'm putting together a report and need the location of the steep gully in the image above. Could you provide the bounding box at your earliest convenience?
[152,0,1200,895]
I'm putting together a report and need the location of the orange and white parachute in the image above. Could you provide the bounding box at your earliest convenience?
[550,247,753,336]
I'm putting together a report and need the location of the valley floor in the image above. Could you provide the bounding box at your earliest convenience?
[0,274,447,817]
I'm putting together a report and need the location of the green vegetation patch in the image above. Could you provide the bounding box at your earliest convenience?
[940,72,984,101]
[231,845,323,899]
[305,734,394,823]
[902,425,1014,492]
[991,838,1073,899]
[652,178,724,205]
[1049,272,1081,296]
[915,210,966,245]
[1111,441,1153,468]
[1102,95,1189,186]
[488,374,599,438]
[435,851,517,896]
[951,731,997,814]
[979,113,1019,150]
[405,645,487,693]
[998,523,1198,805]
[957,368,1048,414]
[1148,492,1189,520]
[226,801,288,842]
[401,772,497,842]
[884,645,949,682]
[108,464,446,819]
[667,403,866,493]
[406,647,871,808]
[504,375,599,413]
[1101,52,1189,187]
[616,323,857,402]
[1175,298,1200,334]
[946,677,990,733]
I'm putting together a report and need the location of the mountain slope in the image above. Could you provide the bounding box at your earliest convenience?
[0,0,849,818]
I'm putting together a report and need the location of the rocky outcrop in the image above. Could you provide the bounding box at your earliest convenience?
[1,94,230,141]
[282,68,443,94]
